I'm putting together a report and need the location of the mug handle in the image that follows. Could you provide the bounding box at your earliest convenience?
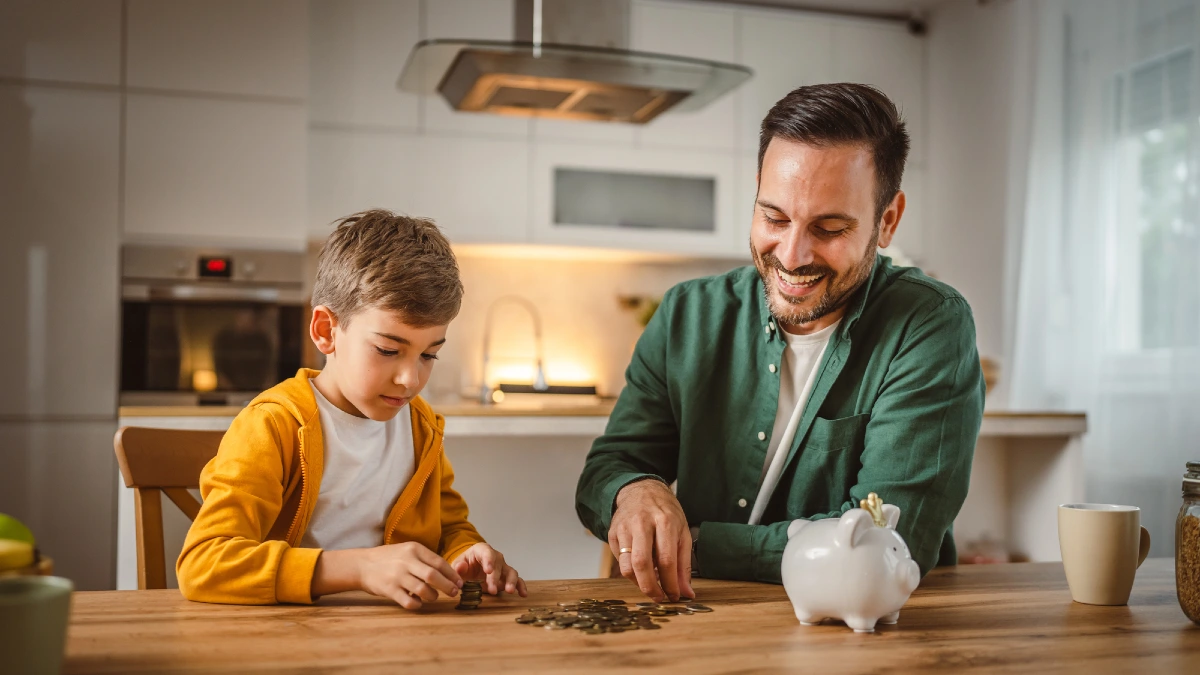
[1137,526,1151,568]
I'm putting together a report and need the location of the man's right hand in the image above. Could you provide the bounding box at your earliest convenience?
[608,479,696,602]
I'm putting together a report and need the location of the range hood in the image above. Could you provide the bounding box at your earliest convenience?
[396,0,752,125]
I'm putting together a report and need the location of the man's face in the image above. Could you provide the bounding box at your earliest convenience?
[750,138,902,334]
[325,306,447,421]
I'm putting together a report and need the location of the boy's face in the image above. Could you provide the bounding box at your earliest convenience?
[312,305,447,421]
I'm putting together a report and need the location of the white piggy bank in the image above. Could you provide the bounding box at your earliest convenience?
[781,505,920,633]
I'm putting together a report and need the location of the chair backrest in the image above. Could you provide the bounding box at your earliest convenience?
[113,427,224,590]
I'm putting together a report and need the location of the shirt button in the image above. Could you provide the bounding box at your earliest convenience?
[764,325,771,334]
[738,498,748,508]
[768,363,777,373]
[757,431,766,441]
[769,322,776,331]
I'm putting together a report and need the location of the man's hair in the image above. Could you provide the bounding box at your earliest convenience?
[311,209,463,327]
[758,83,910,224]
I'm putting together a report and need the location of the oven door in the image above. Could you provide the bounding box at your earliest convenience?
[120,296,303,406]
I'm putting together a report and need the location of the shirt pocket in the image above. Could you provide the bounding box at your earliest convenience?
[806,413,871,454]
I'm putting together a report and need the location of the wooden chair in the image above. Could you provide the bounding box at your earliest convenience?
[113,427,224,589]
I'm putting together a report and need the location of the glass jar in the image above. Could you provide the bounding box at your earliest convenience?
[1178,461,1200,624]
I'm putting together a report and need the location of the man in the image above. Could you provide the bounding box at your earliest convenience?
[575,83,986,603]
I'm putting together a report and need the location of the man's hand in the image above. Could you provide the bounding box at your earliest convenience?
[452,543,528,597]
[312,542,464,609]
[608,479,696,602]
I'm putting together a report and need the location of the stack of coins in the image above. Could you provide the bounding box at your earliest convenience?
[514,598,714,633]
[455,581,483,610]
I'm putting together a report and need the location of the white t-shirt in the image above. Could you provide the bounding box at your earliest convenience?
[300,380,416,551]
[748,320,839,525]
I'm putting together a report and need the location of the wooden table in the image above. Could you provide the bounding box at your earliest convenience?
[66,560,1198,674]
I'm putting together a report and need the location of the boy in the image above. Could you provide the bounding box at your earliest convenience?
[177,210,526,607]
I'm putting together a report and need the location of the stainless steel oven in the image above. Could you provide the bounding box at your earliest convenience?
[120,245,306,407]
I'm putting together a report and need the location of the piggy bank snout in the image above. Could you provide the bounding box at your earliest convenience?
[898,559,920,594]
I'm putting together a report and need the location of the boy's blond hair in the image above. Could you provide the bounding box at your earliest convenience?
[312,209,463,327]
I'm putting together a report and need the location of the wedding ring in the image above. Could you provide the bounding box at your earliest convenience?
[619,547,633,555]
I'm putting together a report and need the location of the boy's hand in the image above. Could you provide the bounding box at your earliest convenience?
[355,541,464,609]
[452,543,528,597]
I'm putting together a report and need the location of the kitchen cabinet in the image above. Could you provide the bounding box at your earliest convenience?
[531,141,738,256]
[126,0,308,99]
[123,93,307,249]
[0,420,119,591]
[0,84,120,417]
[308,129,529,245]
[420,0,530,139]
[0,0,121,85]
[630,0,738,152]
[734,151,758,261]
[830,21,927,166]
[308,0,422,131]
[736,8,835,154]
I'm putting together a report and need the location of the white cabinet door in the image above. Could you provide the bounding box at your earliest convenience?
[0,420,119,590]
[124,94,307,249]
[531,142,737,257]
[408,136,530,245]
[0,85,120,417]
[830,21,926,166]
[631,0,738,152]
[309,130,529,245]
[734,151,758,261]
[126,0,308,99]
[308,0,422,131]
[736,9,834,154]
[0,0,121,85]
[421,0,530,138]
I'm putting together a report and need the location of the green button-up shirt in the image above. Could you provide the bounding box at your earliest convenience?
[575,255,985,583]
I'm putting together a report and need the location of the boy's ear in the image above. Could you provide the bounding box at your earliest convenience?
[310,305,338,356]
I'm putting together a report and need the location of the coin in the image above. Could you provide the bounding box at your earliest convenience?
[688,604,713,613]
[603,599,627,605]
[515,614,537,624]
[544,623,569,630]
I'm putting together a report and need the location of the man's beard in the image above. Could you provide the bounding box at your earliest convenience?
[752,233,878,328]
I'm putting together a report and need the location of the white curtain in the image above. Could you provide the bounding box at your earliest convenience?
[1010,0,1200,556]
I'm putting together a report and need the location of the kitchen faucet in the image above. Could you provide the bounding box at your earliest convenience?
[479,295,548,404]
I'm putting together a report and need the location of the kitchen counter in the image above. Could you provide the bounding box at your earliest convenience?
[66,559,1197,674]
[118,399,618,419]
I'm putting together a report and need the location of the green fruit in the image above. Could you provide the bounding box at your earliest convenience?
[0,539,34,571]
[0,513,34,546]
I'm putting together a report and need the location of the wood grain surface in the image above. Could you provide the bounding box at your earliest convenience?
[64,559,1197,674]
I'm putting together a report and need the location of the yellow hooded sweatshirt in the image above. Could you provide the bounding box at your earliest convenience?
[176,368,484,604]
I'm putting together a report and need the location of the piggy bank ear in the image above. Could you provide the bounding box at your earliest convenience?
[881,504,900,529]
[787,519,809,539]
[834,509,874,550]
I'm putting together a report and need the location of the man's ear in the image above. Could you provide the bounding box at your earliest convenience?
[310,305,338,356]
[876,190,905,249]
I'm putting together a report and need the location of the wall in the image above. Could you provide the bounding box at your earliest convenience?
[925,0,1028,406]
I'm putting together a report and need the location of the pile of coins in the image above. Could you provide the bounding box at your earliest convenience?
[455,581,483,610]
[515,598,714,634]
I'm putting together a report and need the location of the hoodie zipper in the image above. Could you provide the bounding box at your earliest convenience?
[284,432,309,545]
[383,449,439,545]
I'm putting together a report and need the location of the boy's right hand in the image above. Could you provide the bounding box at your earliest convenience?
[313,542,464,609]
[358,542,464,609]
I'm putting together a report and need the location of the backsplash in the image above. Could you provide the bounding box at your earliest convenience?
[305,242,747,402]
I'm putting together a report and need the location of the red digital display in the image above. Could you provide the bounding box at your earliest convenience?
[199,256,233,278]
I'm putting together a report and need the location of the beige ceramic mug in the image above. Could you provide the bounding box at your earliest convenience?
[1058,503,1151,605]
